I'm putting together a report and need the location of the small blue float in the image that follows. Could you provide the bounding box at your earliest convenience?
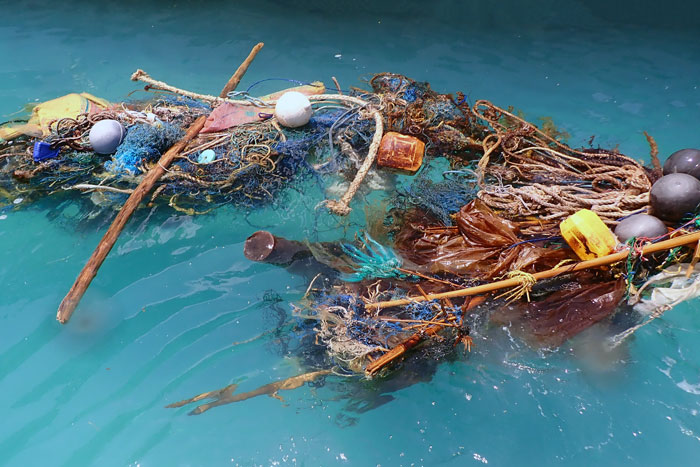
[32,141,60,162]
[197,149,216,163]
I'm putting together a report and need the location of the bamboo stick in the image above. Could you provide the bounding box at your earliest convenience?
[366,231,700,311]
[56,115,206,324]
[219,42,264,98]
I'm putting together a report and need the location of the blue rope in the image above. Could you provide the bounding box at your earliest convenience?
[245,77,324,94]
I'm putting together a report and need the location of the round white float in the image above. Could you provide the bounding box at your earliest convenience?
[274,91,313,128]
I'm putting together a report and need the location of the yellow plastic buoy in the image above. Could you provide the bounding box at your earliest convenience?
[560,209,618,260]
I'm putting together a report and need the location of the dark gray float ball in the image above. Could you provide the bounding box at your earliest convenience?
[614,214,667,243]
[663,148,700,179]
[650,173,700,222]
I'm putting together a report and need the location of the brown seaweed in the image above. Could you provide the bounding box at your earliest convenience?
[491,276,625,348]
[394,199,573,279]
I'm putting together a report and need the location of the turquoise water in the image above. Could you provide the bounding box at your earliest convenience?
[2,1,700,465]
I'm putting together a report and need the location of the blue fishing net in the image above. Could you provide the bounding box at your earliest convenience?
[106,122,183,175]
[1,72,472,220]
[370,73,428,103]
[162,106,377,209]
[311,289,464,367]
[395,170,478,225]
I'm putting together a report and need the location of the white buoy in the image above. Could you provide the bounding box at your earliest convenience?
[274,91,312,128]
[89,119,125,154]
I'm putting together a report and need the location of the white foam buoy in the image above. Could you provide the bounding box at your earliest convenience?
[197,149,216,163]
[89,119,126,154]
[274,91,312,128]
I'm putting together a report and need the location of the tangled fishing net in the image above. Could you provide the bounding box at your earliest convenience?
[0,92,384,214]
[277,76,700,377]
[2,70,697,380]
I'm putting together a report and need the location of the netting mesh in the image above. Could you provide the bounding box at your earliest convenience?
[106,122,184,174]
[393,169,478,225]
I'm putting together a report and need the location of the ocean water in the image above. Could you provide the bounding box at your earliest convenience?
[2,1,700,465]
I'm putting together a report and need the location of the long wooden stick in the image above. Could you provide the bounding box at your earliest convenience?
[219,42,264,98]
[366,231,700,311]
[56,115,206,324]
[58,48,266,324]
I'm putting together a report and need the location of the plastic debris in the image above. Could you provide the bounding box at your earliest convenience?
[32,141,60,162]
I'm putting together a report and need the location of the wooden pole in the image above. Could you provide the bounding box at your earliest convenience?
[219,42,264,98]
[366,231,700,311]
[56,115,206,324]
[58,45,266,324]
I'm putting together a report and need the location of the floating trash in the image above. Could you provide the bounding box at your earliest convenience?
[4,47,700,397]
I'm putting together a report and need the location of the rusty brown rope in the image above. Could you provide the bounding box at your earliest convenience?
[471,100,652,228]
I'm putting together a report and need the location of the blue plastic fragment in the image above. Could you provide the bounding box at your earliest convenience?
[32,141,60,162]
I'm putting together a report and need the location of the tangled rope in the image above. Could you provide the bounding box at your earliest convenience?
[472,100,653,228]
[322,104,383,215]
[495,270,537,303]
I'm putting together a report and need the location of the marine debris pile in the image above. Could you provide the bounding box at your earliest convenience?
[280,94,700,377]
[3,44,700,388]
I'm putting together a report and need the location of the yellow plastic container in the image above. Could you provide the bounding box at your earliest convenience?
[560,209,617,260]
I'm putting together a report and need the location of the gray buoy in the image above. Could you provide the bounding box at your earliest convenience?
[89,119,125,154]
[614,214,667,243]
[650,173,700,222]
[663,148,700,180]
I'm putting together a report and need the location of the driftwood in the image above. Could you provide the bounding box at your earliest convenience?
[57,45,265,324]
[56,116,206,324]
[366,231,700,312]
[219,42,264,98]
[365,325,442,376]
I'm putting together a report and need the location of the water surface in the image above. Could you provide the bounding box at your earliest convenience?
[2,1,700,465]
